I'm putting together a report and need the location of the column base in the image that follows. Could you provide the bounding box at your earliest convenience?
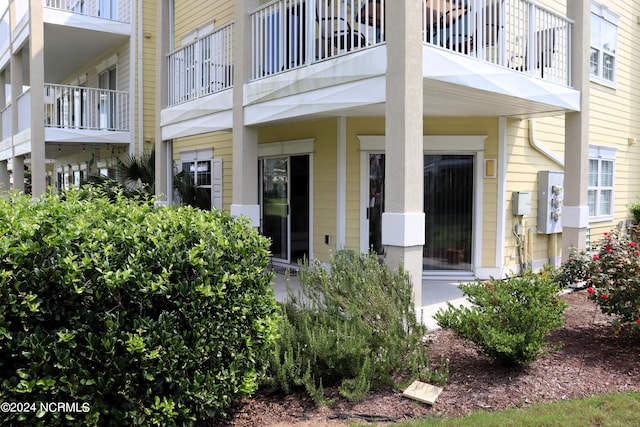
[230,204,261,228]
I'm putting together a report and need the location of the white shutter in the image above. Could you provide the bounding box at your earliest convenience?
[212,158,223,210]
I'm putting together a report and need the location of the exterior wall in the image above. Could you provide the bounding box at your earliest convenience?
[141,0,158,154]
[172,132,233,209]
[259,118,337,263]
[173,0,233,47]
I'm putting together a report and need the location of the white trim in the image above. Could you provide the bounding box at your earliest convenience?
[496,117,508,274]
[564,205,589,228]
[179,148,213,163]
[358,135,487,152]
[95,54,118,74]
[336,117,347,250]
[257,138,314,157]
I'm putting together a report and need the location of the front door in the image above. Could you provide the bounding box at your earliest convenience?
[261,155,310,264]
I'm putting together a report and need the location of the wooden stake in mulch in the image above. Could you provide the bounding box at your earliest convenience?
[403,380,443,405]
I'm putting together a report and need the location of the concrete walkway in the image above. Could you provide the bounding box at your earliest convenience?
[271,271,473,331]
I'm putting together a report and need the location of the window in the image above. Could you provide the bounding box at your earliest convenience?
[588,146,616,221]
[590,3,619,85]
[178,150,222,210]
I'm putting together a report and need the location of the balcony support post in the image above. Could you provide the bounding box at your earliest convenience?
[10,47,23,192]
[29,0,46,196]
[562,0,590,254]
[0,160,8,192]
[155,0,172,204]
[230,0,261,227]
[382,0,425,315]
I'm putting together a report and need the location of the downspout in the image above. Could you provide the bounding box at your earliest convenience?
[528,118,564,267]
[137,0,144,158]
[528,118,563,167]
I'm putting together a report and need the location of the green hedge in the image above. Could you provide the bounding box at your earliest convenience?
[0,188,279,425]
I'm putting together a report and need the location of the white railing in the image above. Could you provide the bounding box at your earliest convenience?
[17,90,30,133]
[0,8,9,55]
[250,0,385,80]
[1,104,11,140]
[167,22,234,106]
[45,0,130,23]
[44,84,129,131]
[423,0,572,86]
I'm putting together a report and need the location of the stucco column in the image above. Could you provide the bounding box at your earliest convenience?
[154,0,172,204]
[11,49,24,192]
[230,0,260,226]
[0,161,9,192]
[29,0,46,196]
[383,0,425,313]
[563,1,590,253]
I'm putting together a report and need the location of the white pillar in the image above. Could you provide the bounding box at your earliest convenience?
[155,0,172,204]
[29,0,46,196]
[383,0,425,312]
[11,49,24,192]
[0,161,9,192]
[230,0,260,226]
[563,1,590,253]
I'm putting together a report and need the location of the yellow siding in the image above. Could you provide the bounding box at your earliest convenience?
[259,119,337,263]
[174,0,234,47]
[172,132,233,210]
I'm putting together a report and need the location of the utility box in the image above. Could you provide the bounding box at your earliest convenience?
[512,192,531,216]
[538,171,564,234]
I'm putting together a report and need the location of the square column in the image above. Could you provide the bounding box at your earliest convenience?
[29,0,46,196]
[230,0,260,226]
[383,0,425,311]
[10,50,23,192]
[563,1,590,253]
[155,0,172,204]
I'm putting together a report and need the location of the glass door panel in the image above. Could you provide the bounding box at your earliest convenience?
[368,154,385,254]
[262,158,289,260]
[423,155,474,271]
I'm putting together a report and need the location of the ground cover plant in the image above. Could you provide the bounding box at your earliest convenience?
[0,188,279,426]
[266,251,447,404]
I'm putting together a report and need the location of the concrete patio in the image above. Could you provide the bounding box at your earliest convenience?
[271,271,473,331]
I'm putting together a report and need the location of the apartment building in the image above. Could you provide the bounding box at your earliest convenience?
[0,0,157,194]
[155,0,640,301]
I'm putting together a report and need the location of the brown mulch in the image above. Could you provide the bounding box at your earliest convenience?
[219,289,640,426]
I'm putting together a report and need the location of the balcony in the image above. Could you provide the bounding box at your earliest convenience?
[167,22,234,106]
[45,0,130,23]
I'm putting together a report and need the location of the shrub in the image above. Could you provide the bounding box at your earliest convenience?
[628,199,640,224]
[266,251,446,403]
[556,247,591,288]
[0,188,279,426]
[434,270,567,366]
[584,231,640,329]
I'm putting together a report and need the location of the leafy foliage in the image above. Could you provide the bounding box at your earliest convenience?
[266,251,447,404]
[581,232,640,329]
[434,271,567,366]
[0,188,279,425]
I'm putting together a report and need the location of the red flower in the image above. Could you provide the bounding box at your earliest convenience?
[597,267,602,273]
[635,251,640,256]
[604,232,609,236]
[636,319,640,324]
[593,254,600,261]
[631,241,637,247]
[601,294,609,300]
[587,287,595,295]
[606,246,612,252]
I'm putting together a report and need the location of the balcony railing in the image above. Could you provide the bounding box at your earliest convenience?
[423,0,572,86]
[45,0,130,23]
[250,0,385,81]
[1,105,10,141]
[0,8,9,55]
[17,90,30,133]
[167,22,234,107]
[44,84,129,131]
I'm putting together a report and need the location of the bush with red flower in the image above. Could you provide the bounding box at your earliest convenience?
[562,231,640,332]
